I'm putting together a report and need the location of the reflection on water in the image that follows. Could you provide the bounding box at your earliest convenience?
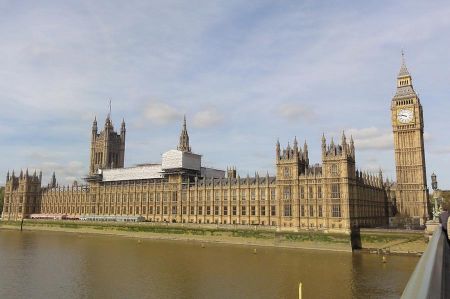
[0,230,418,299]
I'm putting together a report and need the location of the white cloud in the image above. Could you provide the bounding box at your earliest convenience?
[346,127,393,151]
[29,160,85,186]
[192,108,223,128]
[431,146,450,155]
[143,101,182,125]
[277,103,315,122]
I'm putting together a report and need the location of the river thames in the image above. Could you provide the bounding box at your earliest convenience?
[0,230,418,298]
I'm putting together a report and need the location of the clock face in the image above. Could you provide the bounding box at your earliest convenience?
[397,109,414,124]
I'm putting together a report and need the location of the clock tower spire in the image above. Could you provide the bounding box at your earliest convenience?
[391,52,429,226]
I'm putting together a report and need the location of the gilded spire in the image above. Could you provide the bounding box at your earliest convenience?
[177,115,191,152]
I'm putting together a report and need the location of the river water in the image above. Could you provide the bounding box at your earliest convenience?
[0,230,418,299]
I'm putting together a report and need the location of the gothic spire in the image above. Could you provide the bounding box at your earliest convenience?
[51,171,57,188]
[293,136,298,153]
[177,115,191,152]
[398,50,410,78]
[321,133,326,155]
[121,118,126,133]
[105,100,113,128]
[276,138,280,159]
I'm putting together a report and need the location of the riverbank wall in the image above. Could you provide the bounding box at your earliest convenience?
[0,220,427,254]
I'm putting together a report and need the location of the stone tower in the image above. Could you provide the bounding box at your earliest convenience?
[276,137,309,179]
[275,137,310,226]
[321,132,356,180]
[1,169,41,220]
[89,114,126,175]
[177,115,191,152]
[391,53,428,225]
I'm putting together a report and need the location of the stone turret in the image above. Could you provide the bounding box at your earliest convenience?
[276,137,309,176]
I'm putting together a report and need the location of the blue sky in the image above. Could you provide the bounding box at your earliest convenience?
[1,1,449,188]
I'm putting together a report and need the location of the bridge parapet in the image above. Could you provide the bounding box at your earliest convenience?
[401,225,450,298]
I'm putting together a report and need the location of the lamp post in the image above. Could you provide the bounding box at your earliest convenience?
[431,173,441,221]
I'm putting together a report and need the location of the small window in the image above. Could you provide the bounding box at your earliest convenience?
[284,204,292,217]
[331,184,340,199]
[332,204,341,218]
[260,190,266,200]
[261,206,266,216]
[331,164,338,176]
[283,186,291,200]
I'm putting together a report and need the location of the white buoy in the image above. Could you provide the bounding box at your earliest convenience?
[299,282,302,299]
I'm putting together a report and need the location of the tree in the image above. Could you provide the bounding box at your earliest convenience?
[0,186,4,215]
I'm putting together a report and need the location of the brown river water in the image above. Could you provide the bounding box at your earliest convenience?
[0,230,418,299]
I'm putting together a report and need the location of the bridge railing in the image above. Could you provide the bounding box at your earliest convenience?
[401,225,449,299]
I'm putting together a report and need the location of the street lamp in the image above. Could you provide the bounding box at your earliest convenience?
[431,173,437,191]
[431,173,441,221]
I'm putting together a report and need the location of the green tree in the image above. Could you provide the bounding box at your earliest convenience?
[0,186,4,215]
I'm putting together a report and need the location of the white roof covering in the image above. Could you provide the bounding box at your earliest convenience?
[102,165,163,181]
[162,149,201,171]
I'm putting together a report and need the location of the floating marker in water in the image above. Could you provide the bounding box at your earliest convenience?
[253,248,257,254]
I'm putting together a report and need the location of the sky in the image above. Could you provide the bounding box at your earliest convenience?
[0,1,449,188]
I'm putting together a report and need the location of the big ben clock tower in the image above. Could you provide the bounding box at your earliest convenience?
[391,53,429,225]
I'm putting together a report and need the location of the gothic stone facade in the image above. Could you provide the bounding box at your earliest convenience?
[1,117,388,232]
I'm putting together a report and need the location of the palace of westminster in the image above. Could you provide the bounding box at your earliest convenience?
[1,57,430,231]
